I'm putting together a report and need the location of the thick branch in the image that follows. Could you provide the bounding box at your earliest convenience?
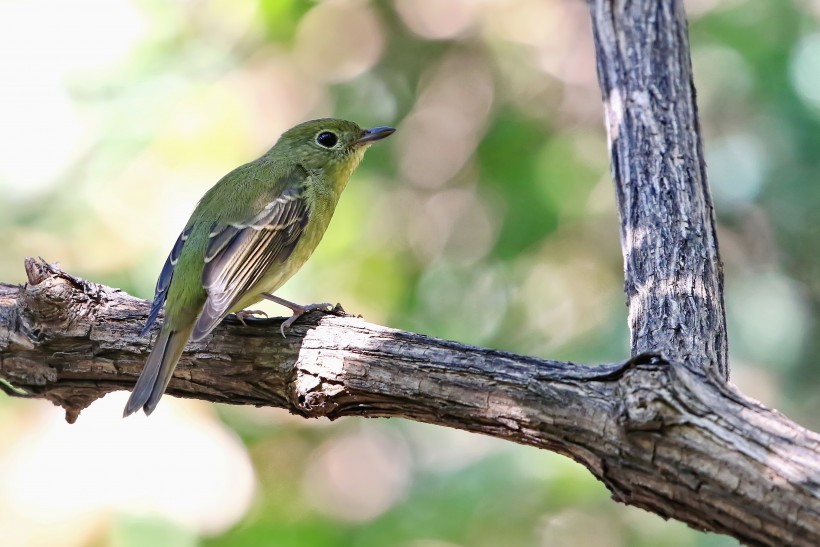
[589,0,728,378]
[1,260,818,545]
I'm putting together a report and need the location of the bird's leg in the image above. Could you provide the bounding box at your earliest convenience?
[233,309,268,327]
[261,293,341,337]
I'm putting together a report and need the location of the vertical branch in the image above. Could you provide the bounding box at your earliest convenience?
[588,0,728,378]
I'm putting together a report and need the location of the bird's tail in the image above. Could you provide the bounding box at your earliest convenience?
[123,323,193,417]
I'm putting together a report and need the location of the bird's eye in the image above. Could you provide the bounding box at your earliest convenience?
[316,131,338,148]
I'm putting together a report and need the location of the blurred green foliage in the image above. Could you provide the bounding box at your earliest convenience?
[1,0,817,545]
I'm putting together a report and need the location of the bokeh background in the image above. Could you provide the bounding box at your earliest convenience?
[1,0,817,545]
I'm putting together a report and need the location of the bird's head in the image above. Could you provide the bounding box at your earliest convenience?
[274,118,395,181]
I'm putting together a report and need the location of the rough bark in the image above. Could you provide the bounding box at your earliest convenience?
[589,0,729,379]
[0,259,818,546]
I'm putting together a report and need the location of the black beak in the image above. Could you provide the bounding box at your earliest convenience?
[354,126,396,145]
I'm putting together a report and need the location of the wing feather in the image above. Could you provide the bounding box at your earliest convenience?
[141,225,192,337]
[190,183,309,341]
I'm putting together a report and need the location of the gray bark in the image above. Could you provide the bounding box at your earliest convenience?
[590,0,728,378]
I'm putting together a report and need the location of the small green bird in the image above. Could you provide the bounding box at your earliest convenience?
[124,118,395,417]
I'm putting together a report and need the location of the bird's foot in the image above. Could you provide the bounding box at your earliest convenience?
[261,293,346,337]
[280,302,334,336]
[233,309,268,327]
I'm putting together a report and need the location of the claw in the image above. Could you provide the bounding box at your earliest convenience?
[280,315,296,338]
[234,309,268,327]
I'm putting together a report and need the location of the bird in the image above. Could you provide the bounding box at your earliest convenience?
[123,118,395,417]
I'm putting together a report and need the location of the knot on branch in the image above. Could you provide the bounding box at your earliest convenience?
[44,386,108,424]
[613,355,680,431]
[289,368,348,418]
[288,341,351,419]
[19,258,105,342]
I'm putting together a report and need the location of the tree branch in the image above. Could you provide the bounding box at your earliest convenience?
[0,259,818,545]
[589,0,729,378]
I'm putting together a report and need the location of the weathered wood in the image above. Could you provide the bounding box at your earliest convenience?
[589,0,728,378]
[0,260,818,545]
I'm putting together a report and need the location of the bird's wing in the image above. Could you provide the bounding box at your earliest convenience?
[141,225,193,337]
[191,174,310,341]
